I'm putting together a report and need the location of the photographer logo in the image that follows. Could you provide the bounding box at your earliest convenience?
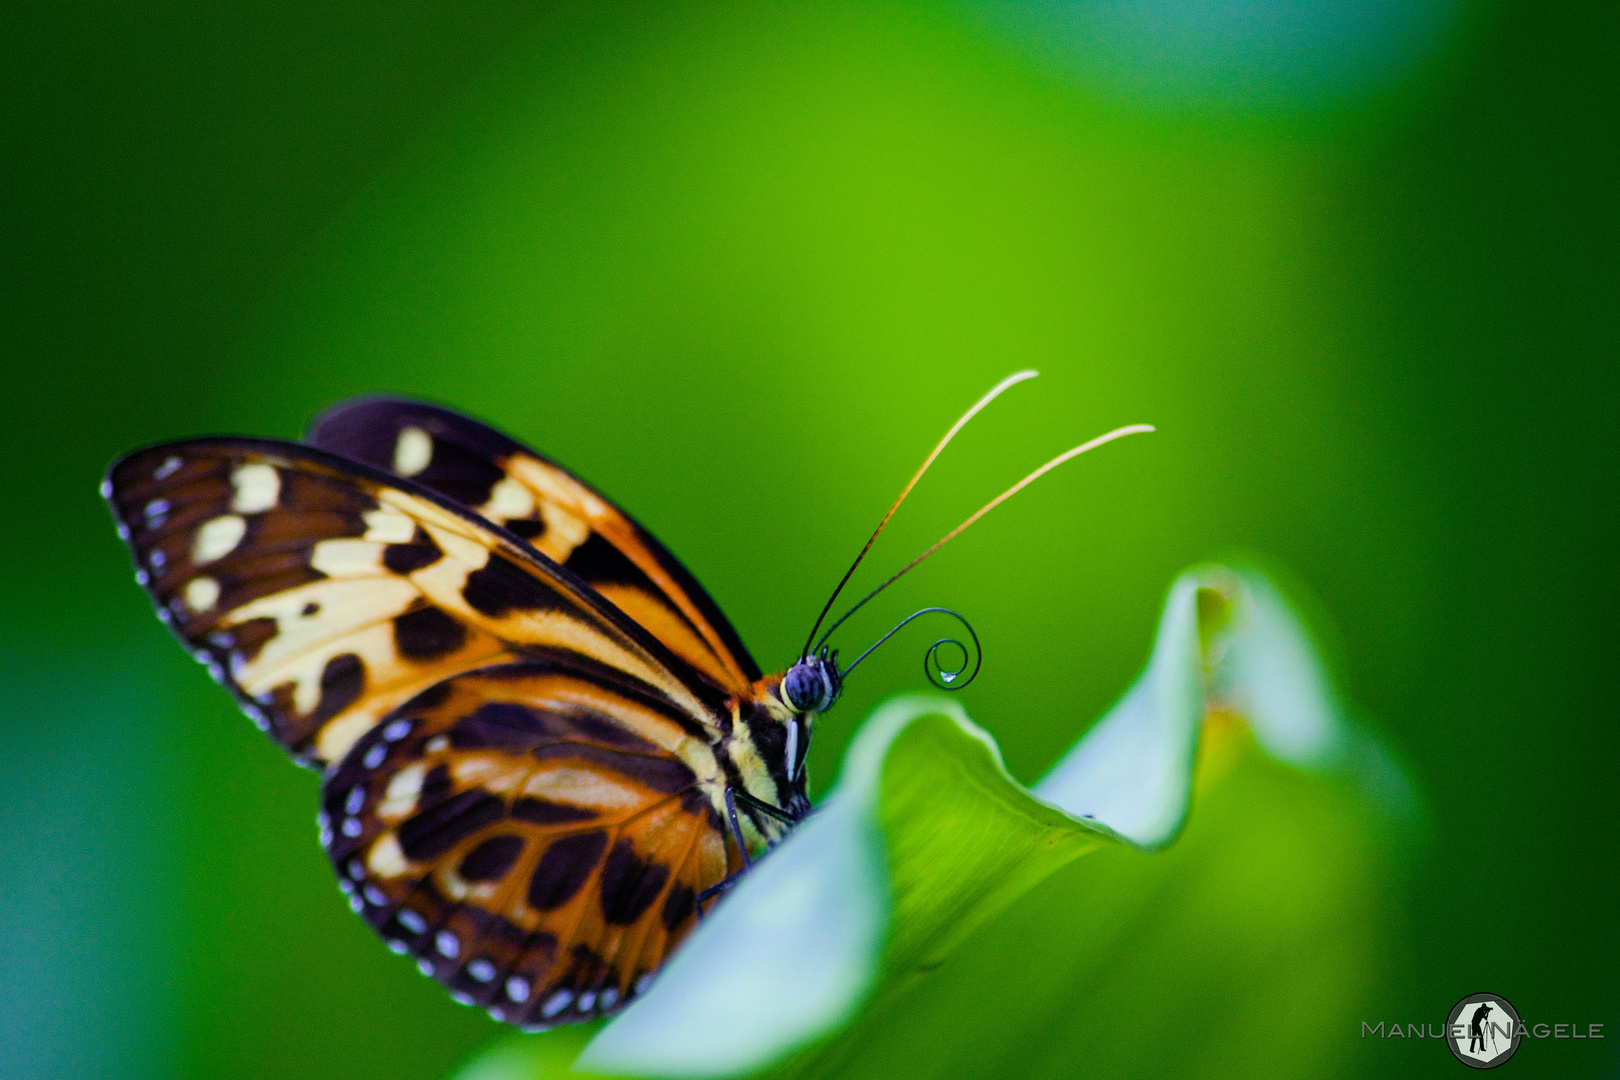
[1447,993,1522,1069]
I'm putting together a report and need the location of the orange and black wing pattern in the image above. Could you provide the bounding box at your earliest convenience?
[104,437,727,769]
[322,660,729,1027]
[307,396,762,699]
[104,436,745,1025]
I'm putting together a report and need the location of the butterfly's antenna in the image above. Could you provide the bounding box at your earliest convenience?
[812,423,1155,655]
[840,606,982,690]
[799,369,1040,660]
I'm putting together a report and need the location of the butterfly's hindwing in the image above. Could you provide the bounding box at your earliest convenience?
[307,397,762,697]
[105,438,721,767]
[321,660,731,1027]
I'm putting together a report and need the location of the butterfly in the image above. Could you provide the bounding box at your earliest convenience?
[103,375,1149,1030]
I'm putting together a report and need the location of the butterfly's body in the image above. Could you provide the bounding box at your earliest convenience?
[105,399,829,1029]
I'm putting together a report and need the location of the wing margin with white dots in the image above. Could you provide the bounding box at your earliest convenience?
[320,658,735,1029]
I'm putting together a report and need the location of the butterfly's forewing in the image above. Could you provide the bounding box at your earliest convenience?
[306,397,762,698]
[323,660,730,1027]
[104,438,725,768]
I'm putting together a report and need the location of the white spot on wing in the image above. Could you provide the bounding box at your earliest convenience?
[363,884,387,907]
[362,743,387,769]
[481,476,536,523]
[468,959,496,983]
[341,817,362,837]
[378,763,425,821]
[417,958,434,977]
[99,478,113,499]
[383,719,412,741]
[508,976,534,1003]
[144,498,170,519]
[344,786,365,815]
[435,931,459,958]
[599,987,618,1010]
[577,990,596,1013]
[367,833,410,879]
[540,988,570,1016]
[230,463,279,513]
[193,514,247,564]
[361,509,416,544]
[310,537,387,577]
[398,908,427,934]
[154,456,183,480]
[185,577,220,612]
[393,427,433,477]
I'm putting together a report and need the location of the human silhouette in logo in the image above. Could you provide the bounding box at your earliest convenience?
[1469,1002,1494,1054]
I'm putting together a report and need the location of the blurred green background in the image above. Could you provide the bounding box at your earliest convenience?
[1,2,1613,1078]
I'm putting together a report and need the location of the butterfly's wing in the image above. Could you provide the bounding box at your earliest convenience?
[103,438,728,769]
[305,396,762,698]
[323,659,727,1027]
[106,438,741,1024]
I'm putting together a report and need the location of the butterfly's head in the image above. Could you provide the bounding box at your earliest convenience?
[781,648,842,717]
[747,651,839,820]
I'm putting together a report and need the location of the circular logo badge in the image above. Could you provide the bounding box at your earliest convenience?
[1446,993,1522,1068]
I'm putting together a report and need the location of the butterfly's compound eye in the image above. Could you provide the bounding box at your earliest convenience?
[782,661,832,714]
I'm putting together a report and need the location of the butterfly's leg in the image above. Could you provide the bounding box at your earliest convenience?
[732,789,796,825]
[724,786,753,871]
[697,786,801,918]
[696,874,741,912]
[697,789,756,921]
[732,790,797,847]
